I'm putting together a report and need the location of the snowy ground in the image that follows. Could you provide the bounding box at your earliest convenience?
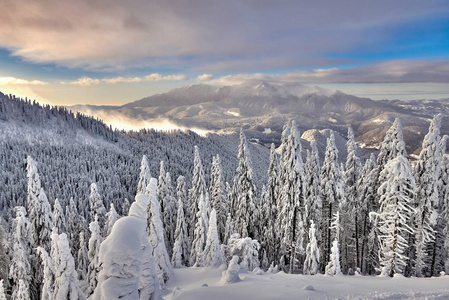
[163,267,449,300]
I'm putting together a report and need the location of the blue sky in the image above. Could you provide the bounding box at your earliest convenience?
[0,0,449,105]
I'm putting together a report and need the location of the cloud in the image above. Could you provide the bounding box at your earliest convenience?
[196,74,214,81]
[0,77,48,86]
[64,73,188,86]
[206,60,449,85]
[0,0,447,71]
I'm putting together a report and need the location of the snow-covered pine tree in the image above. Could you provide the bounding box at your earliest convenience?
[147,178,172,285]
[224,213,234,245]
[304,140,322,236]
[325,240,342,276]
[52,232,83,299]
[53,198,67,235]
[357,154,378,275]
[9,206,34,300]
[413,114,443,277]
[165,172,177,256]
[128,193,161,300]
[188,146,209,242]
[264,143,280,265]
[0,219,10,290]
[105,203,118,237]
[27,156,54,256]
[203,209,225,268]
[235,128,259,239]
[303,220,320,275]
[89,183,106,232]
[36,246,54,300]
[228,176,239,220]
[65,198,80,257]
[376,153,415,277]
[190,193,208,267]
[209,154,227,243]
[77,231,88,292]
[171,193,190,268]
[341,127,361,274]
[320,131,344,270]
[87,216,103,297]
[137,155,152,194]
[176,175,188,227]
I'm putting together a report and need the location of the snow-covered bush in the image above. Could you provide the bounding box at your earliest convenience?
[225,233,260,271]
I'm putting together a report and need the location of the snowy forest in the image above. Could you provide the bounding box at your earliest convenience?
[1,93,449,299]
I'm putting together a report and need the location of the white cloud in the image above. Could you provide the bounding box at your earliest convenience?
[0,77,48,86]
[196,74,214,81]
[64,73,188,86]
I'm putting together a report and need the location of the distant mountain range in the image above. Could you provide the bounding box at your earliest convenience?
[72,81,449,155]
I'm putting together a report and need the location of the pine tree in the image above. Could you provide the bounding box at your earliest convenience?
[0,219,10,290]
[122,198,130,216]
[147,178,172,285]
[224,213,234,245]
[137,155,152,194]
[358,154,377,274]
[304,140,322,234]
[36,247,55,300]
[235,128,259,239]
[53,198,67,235]
[320,131,344,270]
[264,143,280,265]
[171,195,190,268]
[190,193,208,267]
[9,207,34,300]
[203,209,225,268]
[65,198,80,258]
[165,171,177,256]
[188,146,209,242]
[89,183,106,230]
[341,127,361,274]
[27,156,54,255]
[52,232,83,299]
[325,240,342,276]
[210,154,227,243]
[77,231,88,292]
[376,153,415,277]
[105,203,119,237]
[87,216,103,297]
[414,114,443,277]
[303,220,320,275]
[176,175,188,226]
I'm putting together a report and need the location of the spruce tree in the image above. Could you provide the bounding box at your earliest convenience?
[188,146,208,241]
[137,155,152,194]
[65,198,80,258]
[53,198,67,235]
[171,195,190,268]
[303,220,320,275]
[320,131,344,270]
[210,154,227,243]
[341,127,361,274]
[304,141,322,244]
[147,178,172,285]
[414,114,443,277]
[9,207,34,300]
[235,128,259,239]
[190,193,208,267]
[105,203,118,237]
[87,216,103,297]
[77,231,88,292]
[89,183,106,231]
[376,153,415,277]
[203,209,225,268]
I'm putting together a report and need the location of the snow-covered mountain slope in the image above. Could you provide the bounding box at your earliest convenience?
[0,93,269,216]
[71,80,447,155]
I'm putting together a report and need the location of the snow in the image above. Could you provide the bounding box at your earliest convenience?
[226,110,240,117]
[162,267,449,300]
[263,128,272,134]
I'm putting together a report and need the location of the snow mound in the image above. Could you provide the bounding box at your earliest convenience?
[303,285,315,291]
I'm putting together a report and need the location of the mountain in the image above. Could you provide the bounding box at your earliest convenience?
[72,80,446,155]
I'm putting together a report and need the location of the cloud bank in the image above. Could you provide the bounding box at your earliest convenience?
[64,73,188,86]
[0,0,447,71]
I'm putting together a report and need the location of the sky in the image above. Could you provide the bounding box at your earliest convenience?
[0,0,449,106]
